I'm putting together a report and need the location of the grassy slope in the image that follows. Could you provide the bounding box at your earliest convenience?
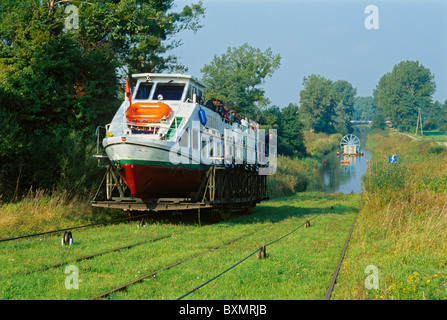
[406,130,447,143]
[332,129,447,300]
[267,132,342,199]
[0,130,357,300]
[0,192,360,300]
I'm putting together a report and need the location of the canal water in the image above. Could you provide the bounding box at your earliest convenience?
[308,126,372,194]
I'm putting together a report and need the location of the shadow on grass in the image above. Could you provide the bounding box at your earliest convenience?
[137,192,360,227]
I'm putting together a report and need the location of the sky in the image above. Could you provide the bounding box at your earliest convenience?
[170,0,447,109]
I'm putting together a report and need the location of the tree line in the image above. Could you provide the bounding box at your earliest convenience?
[1,1,446,200]
[372,60,447,131]
[0,0,205,200]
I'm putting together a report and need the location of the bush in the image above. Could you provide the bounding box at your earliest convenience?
[0,129,103,201]
[428,145,446,155]
[362,159,410,204]
[303,132,342,158]
[267,155,320,198]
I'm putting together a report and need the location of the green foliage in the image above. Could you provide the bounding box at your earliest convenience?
[299,74,356,135]
[424,100,447,131]
[75,0,205,77]
[276,104,307,158]
[370,112,385,130]
[0,109,29,198]
[362,160,409,203]
[267,155,320,198]
[303,131,342,158]
[373,60,436,131]
[0,191,361,300]
[255,104,307,158]
[0,0,205,198]
[55,131,105,196]
[0,130,104,200]
[299,74,336,133]
[3,36,120,135]
[200,43,281,117]
[353,96,376,121]
[332,80,357,135]
[427,144,446,155]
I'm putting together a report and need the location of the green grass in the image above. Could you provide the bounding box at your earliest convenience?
[303,131,342,158]
[405,130,447,143]
[0,192,361,300]
[331,129,447,300]
[267,155,321,198]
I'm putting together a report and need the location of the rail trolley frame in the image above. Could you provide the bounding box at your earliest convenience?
[91,156,268,216]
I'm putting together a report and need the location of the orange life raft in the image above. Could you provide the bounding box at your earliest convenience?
[126,102,172,123]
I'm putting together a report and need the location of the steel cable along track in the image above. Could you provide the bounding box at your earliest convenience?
[0,233,176,281]
[176,212,324,300]
[90,211,327,300]
[0,212,158,243]
[89,230,259,300]
[89,212,300,300]
[89,210,314,300]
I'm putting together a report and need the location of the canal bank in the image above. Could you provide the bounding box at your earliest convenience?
[308,126,372,194]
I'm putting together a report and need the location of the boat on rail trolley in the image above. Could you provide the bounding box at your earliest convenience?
[92,73,276,218]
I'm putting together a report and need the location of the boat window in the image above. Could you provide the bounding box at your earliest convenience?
[186,84,193,101]
[192,129,199,150]
[135,82,153,100]
[153,83,185,101]
[209,137,214,157]
[198,89,203,104]
[201,139,208,159]
[179,128,189,148]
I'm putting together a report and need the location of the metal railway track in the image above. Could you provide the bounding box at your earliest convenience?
[0,233,175,281]
[87,207,358,300]
[324,210,359,300]
[2,204,357,300]
[0,212,156,243]
[88,211,329,300]
[89,230,259,300]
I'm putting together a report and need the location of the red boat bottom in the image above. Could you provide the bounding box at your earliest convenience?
[118,164,206,199]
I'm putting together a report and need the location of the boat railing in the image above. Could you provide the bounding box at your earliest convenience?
[93,126,110,167]
[95,126,106,155]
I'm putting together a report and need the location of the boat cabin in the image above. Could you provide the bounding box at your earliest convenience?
[132,73,206,105]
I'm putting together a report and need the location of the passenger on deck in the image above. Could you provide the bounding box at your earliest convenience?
[216,100,224,114]
[235,115,242,124]
[222,105,230,121]
[205,98,216,111]
[229,110,236,122]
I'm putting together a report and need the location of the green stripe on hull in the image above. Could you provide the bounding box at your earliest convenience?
[113,159,208,170]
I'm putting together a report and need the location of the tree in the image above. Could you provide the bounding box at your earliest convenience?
[373,60,436,131]
[0,0,205,198]
[277,103,307,158]
[74,0,205,77]
[2,36,120,135]
[353,96,376,121]
[299,75,356,134]
[256,104,306,158]
[256,105,281,129]
[0,0,205,133]
[200,43,281,117]
[370,112,385,130]
[424,100,447,131]
[332,80,357,135]
[299,74,337,133]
